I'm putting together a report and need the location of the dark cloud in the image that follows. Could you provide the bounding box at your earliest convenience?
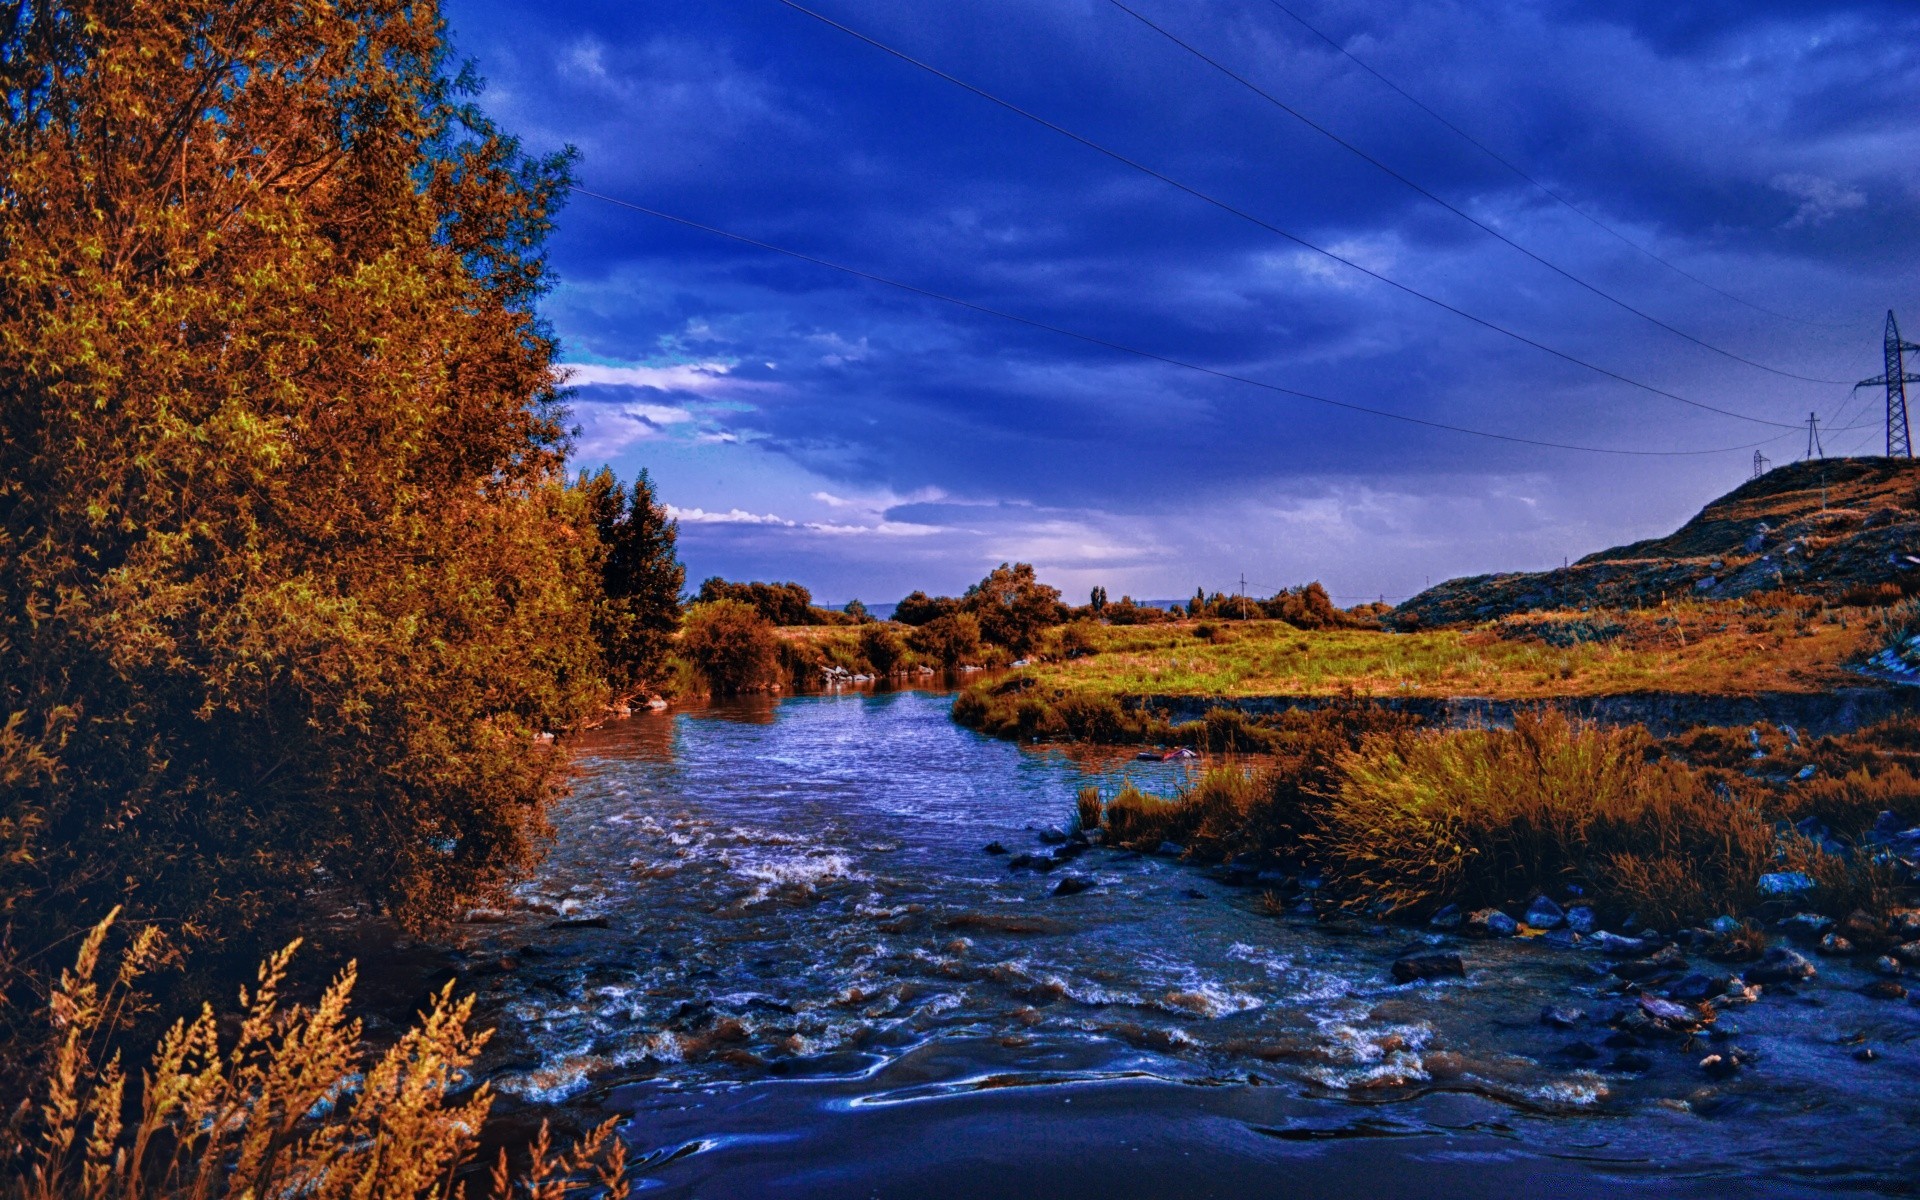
[449,0,1920,602]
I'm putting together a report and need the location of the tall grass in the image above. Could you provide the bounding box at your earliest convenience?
[1319,711,1777,922]
[2,910,625,1199]
[1079,710,1906,926]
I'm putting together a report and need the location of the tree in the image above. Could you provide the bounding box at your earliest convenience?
[893,590,961,626]
[909,613,982,668]
[679,601,781,695]
[843,598,871,622]
[581,468,684,695]
[695,578,817,625]
[0,1,599,951]
[1090,586,1108,612]
[963,562,1064,654]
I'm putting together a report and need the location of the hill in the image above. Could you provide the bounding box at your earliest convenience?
[1391,457,1920,628]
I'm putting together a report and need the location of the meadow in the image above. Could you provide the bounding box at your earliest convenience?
[1003,597,1877,704]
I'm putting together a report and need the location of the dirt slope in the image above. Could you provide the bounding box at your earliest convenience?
[1391,457,1920,628]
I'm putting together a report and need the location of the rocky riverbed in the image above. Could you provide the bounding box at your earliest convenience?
[356,688,1920,1197]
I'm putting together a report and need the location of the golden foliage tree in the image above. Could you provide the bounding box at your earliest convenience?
[0,1,605,957]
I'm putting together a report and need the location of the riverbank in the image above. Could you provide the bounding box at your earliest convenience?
[415,690,1919,1195]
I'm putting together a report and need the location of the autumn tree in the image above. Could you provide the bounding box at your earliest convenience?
[580,468,684,696]
[962,563,1065,654]
[0,1,602,958]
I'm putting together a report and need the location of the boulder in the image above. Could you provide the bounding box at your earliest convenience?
[1391,951,1465,984]
[1757,871,1817,897]
[1466,908,1518,938]
[1565,905,1596,934]
[1428,904,1463,931]
[1539,1005,1585,1029]
[1524,896,1567,930]
[983,842,1009,855]
[1817,933,1854,956]
[1746,947,1816,984]
[1051,875,1093,897]
[1862,980,1908,1001]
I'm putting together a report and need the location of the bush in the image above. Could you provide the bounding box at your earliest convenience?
[909,613,982,668]
[1,911,626,1198]
[680,601,781,695]
[857,623,907,675]
[1317,711,1776,923]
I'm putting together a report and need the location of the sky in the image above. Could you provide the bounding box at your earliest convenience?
[444,0,1920,607]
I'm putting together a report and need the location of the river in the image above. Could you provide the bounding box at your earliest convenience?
[437,687,1919,1197]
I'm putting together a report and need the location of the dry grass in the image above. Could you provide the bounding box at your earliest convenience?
[986,600,1875,706]
[1079,711,1908,926]
[2,910,625,1199]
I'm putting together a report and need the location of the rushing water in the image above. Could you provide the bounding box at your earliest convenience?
[441,687,1920,1197]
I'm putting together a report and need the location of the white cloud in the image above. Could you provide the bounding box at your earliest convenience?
[666,505,794,526]
[561,360,740,392]
[1771,172,1867,228]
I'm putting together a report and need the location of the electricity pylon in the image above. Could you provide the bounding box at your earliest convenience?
[1856,310,1920,458]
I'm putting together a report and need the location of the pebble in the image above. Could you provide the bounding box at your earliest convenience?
[1818,933,1854,956]
[1861,980,1908,1001]
[1875,956,1905,977]
[1854,1047,1880,1063]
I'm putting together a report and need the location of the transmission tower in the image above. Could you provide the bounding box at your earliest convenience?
[1751,449,1770,479]
[1855,310,1920,458]
[1804,412,1824,460]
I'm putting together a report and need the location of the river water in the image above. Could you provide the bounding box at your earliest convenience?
[444,687,1920,1197]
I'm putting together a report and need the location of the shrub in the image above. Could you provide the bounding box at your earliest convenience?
[857,623,907,675]
[909,613,982,667]
[680,601,781,695]
[1,911,625,1199]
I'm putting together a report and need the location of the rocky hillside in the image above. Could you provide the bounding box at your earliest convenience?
[1392,457,1920,628]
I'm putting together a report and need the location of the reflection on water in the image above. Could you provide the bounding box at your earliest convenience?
[446,688,1919,1197]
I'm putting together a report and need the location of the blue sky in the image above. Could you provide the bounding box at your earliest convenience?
[446,0,1920,606]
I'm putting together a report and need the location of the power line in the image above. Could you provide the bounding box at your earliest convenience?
[777,0,1803,431]
[1257,0,1853,331]
[1104,0,1852,386]
[573,186,1799,459]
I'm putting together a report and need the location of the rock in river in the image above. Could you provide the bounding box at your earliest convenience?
[1051,875,1093,897]
[1466,908,1518,938]
[1747,946,1817,984]
[1391,951,1465,983]
[1540,1005,1585,1029]
[1524,896,1566,930]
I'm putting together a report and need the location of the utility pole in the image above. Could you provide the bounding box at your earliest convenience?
[1237,572,1250,620]
[1804,412,1824,460]
[1855,310,1920,458]
[1751,449,1770,479]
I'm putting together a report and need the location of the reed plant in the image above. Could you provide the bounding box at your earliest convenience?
[2,910,625,1199]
